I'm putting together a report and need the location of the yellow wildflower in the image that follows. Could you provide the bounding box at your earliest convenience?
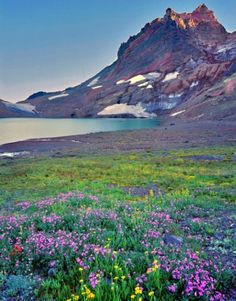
[114,276,119,281]
[130,295,136,299]
[114,265,119,269]
[152,259,160,271]
[87,293,95,299]
[121,276,126,280]
[149,189,154,197]
[148,291,155,297]
[135,286,143,295]
[79,267,83,272]
[152,264,159,271]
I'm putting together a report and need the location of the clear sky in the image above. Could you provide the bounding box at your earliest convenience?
[0,0,236,102]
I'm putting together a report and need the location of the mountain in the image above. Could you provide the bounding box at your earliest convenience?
[1,4,236,120]
[0,99,36,117]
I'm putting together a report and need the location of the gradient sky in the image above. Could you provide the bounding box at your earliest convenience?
[1,0,236,102]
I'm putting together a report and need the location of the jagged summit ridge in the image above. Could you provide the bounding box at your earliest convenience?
[1,5,236,121]
[118,5,225,59]
[195,3,211,12]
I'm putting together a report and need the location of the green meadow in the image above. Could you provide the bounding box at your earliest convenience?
[1,146,235,204]
[0,146,235,300]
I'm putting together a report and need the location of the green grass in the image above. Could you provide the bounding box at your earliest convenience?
[0,146,235,206]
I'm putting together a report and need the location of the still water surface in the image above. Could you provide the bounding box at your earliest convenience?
[0,118,160,145]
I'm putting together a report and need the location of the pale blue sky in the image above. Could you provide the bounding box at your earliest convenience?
[0,0,235,102]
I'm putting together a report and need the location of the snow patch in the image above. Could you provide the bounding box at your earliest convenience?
[71,140,80,143]
[4,102,36,113]
[162,72,179,82]
[98,103,156,118]
[217,47,227,53]
[168,92,183,98]
[128,75,146,84]
[116,75,145,85]
[190,81,199,88]
[0,151,30,158]
[144,72,161,80]
[117,72,161,86]
[216,46,231,54]
[195,113,205,119]
[170,110,186,117]
[116,79,126,85]
[91,85,103,90]
[138,82,149,87]
[48,93,69,100]
[87,77,100,87]
[146,84,153,89]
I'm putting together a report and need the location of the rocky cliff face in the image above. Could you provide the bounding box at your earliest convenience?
[1,4,236,120]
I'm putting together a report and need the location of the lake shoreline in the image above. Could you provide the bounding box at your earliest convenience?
[1,120,235,159]
[0,117,160,145]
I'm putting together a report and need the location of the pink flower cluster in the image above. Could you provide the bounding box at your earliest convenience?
[41,214,62,225]
[26,230,87,254]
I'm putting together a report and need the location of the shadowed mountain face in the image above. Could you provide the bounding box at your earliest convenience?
[1,4,236,120]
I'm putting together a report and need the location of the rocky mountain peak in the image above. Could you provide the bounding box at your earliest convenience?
[2,5,235,121]
[191,3,217,23]
[196,3,209,10]
[163,8,186,29]
[165,8,177,19]
[117,5,227,59]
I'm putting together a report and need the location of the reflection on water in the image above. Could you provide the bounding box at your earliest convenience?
[0,118,159,145]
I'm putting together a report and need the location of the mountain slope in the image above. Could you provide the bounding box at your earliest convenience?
[0,99,37,117]
[1,4,236,120]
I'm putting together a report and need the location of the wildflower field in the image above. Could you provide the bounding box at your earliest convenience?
[0,147,235,300]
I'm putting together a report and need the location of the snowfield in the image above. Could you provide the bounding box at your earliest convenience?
[3,101,37,113]
[0,151,30,157]
[162,71,179,82]
[116,72,161,86]
[91,85,103,90]
[170,110,186,117]
[98,103,156,118]
[190,81,199,88]
[87,77,100,87]
[168,92,184,98]
[48,93,69,100]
